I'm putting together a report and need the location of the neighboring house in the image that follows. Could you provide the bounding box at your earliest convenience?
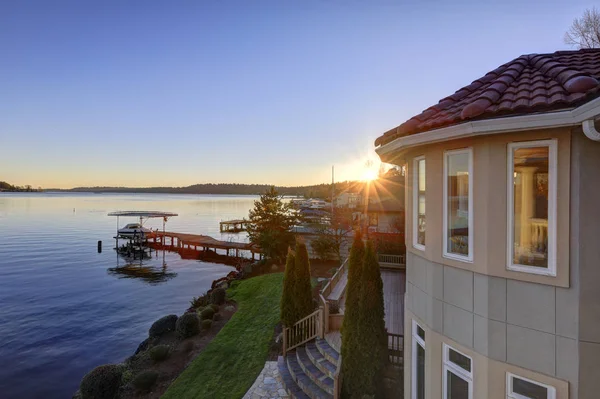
[365,198,404,233]
[375,49,600,399]
[334,191,362,208]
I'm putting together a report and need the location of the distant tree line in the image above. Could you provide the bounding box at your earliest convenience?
[0,181,40,192]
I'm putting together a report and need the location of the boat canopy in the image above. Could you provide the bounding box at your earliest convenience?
[108,211,178,218]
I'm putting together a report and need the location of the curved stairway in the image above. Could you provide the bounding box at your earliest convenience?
[277,337,340,399]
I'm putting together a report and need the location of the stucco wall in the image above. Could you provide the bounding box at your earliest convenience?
[405,252,575,398]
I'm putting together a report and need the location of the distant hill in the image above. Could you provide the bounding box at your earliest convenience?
[0,181,40,192]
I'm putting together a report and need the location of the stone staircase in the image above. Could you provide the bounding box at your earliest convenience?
[277,337,340,399]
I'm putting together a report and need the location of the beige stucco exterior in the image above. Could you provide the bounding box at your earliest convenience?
[398,127,571,288]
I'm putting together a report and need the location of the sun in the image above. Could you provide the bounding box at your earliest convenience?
[361,169,378,181]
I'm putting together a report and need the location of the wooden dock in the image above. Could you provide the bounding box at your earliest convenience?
[148,231,260,259]
[219,219,249,233]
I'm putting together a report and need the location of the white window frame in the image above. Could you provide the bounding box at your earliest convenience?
[412,320,425,399]
[442,343,473,399]
[413,156,426,251]
[506,140,557,277]
[443,148,474,262]
[506,372,556,399]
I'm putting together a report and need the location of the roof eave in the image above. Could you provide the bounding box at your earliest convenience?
[376,96,600,159]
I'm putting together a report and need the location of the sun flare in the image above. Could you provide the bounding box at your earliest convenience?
[362,169,378,181]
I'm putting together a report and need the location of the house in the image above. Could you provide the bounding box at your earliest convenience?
[365,198,404,233]
[334,191,362,209]
[375,49,600,399]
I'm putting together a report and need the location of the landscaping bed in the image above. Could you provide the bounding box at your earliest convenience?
[161,272,284,399]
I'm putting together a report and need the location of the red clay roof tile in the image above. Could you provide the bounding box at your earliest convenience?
[375,49,600,147]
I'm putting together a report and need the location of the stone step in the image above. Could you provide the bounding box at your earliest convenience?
[315,338,340,366]
[296,346,334,395]
[286,352,333,399]
[277,356,310,399]
[305,341,338,379]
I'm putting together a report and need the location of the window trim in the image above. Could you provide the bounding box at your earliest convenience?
[506,372,556,399]
[412,320,425,399]
[413,156,426,251]
[442,343,473,399]
[443,148,474,262]
[506,139,557,277]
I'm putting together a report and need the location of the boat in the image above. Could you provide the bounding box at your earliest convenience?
[117,223,151,238]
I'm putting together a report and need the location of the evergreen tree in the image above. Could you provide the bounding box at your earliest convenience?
[294,239,314,320]
[341,232,366,398]
[280,248,298,327]
[358,240,387,397]
[247,186,297,262]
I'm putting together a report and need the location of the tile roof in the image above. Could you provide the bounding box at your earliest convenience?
[375,49,600,147]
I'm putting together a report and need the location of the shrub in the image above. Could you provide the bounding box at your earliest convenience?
[132,370,158,392]
[280,248,298,327]
[294,239,314,319]
[190,294,209,309]
[209,303,220,312]
[149,345,170,362]
[199,307,215,320]
[80,364,123,399]
[210,288,226,305]
[212,313,222,321]
[121,369,133,385]
[201,319,212,330]
[176,312,200,338]
[149,314,178,338]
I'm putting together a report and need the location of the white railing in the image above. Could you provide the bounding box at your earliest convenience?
[530,218,548,254]
[282,309,323,356]
[378,253,406,265]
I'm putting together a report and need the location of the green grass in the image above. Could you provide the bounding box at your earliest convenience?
[162,273,284,399]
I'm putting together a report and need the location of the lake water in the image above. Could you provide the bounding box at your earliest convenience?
[0,193,257,399]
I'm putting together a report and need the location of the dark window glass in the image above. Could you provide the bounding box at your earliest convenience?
[417,158,426,246]
[417,325,425,341]
[446,370,469,399]
[416,344,425,399]
[449,348,471,372]
[513,377,548,399]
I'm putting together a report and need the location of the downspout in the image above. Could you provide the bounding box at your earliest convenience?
[582,119,600,141]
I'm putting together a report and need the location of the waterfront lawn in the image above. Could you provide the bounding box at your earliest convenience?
[162,272,284,399]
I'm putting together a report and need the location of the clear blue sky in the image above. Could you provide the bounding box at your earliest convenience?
[0,0,592,188]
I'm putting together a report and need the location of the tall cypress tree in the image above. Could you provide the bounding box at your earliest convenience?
[358,240,387,397]
[341,232,366,398]
[280,248,298,327]
[294,239,314,319]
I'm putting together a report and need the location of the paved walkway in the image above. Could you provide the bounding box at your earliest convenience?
[242,361,289,399]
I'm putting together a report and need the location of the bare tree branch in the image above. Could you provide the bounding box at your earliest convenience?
[565,7,600,49]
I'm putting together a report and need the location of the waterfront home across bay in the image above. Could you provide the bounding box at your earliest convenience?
[375,48,600,399]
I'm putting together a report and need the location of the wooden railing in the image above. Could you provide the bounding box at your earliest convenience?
[321,257,349,299]
[282,309,323,356]
[378,253,406,266]
[387,332,404,365]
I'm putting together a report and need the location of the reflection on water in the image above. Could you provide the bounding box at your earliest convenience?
[0,193,255,399]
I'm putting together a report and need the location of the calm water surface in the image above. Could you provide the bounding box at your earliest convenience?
[0,193,257,399]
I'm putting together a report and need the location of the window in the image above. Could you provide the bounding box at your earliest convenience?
[506,373,556,399]
[443,149,473,261]
[412,320,425,399]
[413,156,426,250]
[507,140,557,276]
[443,344,473,399]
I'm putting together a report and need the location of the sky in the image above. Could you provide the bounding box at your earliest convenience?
[0,0,594,188]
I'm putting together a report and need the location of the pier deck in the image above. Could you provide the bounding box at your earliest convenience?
[148,231,260,259]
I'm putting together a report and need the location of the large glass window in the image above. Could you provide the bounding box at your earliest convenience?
[412,321,425,399]
[443,344,472,399]
[413,156,426,250]
[507,140,557,276]
[444,149,473,261]
[507,373,556,399]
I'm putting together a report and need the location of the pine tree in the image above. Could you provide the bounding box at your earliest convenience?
[341,232,366,398]
[294,239,314,320]
[280,248,298,327]
[358,240,387,397]
[247,186,297,262]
